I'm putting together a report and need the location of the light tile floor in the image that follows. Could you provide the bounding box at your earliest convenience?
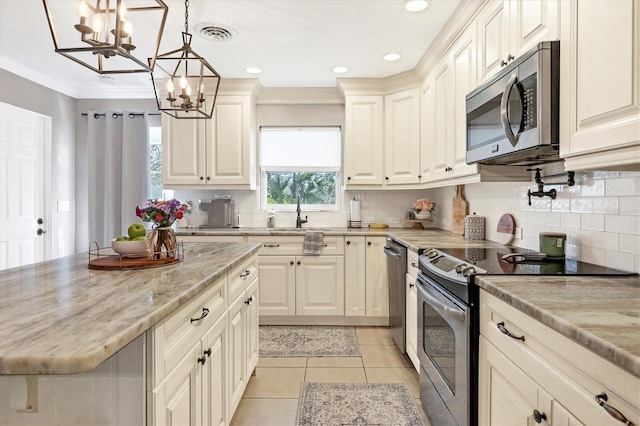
[230,326,431,426]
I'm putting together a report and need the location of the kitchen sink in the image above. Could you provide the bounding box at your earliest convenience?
[267,227,333,232]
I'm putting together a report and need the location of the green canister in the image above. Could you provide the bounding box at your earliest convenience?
[539,232,566,257]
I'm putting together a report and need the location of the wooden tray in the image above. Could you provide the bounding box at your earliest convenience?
[88,255,183,270]
[404,219,433,230]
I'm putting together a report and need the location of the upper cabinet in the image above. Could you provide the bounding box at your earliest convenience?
[344,95,385,186]
[559,0,640,171]
[478,0,558,82]
[384,88,421,185]
[162,81,258,189]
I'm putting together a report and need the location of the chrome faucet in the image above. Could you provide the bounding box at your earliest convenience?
[296,196,307,228]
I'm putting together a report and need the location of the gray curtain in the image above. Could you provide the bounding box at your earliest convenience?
[87,111,150,247]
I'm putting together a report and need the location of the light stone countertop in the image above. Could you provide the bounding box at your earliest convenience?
[0,242,261,375]
[176,227,506,252]
[475,275,640,377]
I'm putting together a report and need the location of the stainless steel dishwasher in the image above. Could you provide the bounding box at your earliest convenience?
[384,238,407,353]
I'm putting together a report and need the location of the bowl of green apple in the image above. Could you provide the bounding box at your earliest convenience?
[111,223,148,257]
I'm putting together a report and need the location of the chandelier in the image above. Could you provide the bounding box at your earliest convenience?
[42,0,168,74]
[150,0,220,119]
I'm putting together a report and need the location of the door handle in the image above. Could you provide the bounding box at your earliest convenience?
[500,73,520,147]
[37,228,46,236]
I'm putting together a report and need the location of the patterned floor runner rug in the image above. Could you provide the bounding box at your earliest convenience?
[297,382,424,426]
[259,325,361,357]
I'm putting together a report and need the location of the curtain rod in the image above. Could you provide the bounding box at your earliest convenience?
[81,112,162,119]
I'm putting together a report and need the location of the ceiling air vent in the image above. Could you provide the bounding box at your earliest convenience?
[194,23,236,42]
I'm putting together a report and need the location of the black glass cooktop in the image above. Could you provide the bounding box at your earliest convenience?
[438,246,635,276]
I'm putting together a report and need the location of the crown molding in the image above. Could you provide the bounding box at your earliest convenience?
[337,78,387,96]
[0,55,78,98]
[257,87,343,104]
[218,78,262,97]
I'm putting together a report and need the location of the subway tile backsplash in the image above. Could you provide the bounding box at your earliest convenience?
[173,171,640,273]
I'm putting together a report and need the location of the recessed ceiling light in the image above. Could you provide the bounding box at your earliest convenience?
[245,67,262,74]
[384,53,401,62]
[332,66,350,74]
[404,0,429,12]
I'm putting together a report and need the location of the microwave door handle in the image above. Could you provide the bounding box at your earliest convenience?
[500,73,519,147]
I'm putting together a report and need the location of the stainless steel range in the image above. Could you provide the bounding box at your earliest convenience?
[416,246,634,426]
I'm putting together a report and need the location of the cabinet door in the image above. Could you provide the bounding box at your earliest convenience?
[420,80,434,182]
[245,277,259,377]
[510,0,558,56]
[296,256,345,316]
[207,96,255,187]
[477,0,511,82]
[152,342,203,426]
[201,313,228,426]
[228,293,246,414]
[384,88,421,185]
[560,0,640,170]
[428,57,454,182]
[344,96,385,186]
[405,273,419,371]
[450,22,480,178]
[365,237,388,317]
[344,237,366,316]
[162,115,207,185]
[256,255,296,316]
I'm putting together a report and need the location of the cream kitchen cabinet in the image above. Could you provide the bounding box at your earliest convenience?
[479,289,640,426]
[248,236,345,319]
[344,95,385,187]
[405,249,419,372]
[477,0,558,82]
[162,95,256,189]
[559,0,640,171]
[344,236,388,318]
[384,88,421,185]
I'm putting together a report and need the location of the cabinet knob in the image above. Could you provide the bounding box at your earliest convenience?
[533,409,547,424]
[385,176,389,180]
[290,261,294,265]
[297,260,301,265]
[206,176,211,181]
[418,175,422,179]
[409,282,414,288]
[37,228,46,236]
[244,296,254,305]
[197,356,207,365]
[367,241,372,246]
[346,240,351,245]
[200,176,204,181]
[501,59,508,67]
[507,53,514,62]
[347,176,352,181]
[37,218,44,225]
[204,348,212,357]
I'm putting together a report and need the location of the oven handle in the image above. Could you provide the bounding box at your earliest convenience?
[418,280,466,322]
[500,73,520,147]
[383,246,402,259]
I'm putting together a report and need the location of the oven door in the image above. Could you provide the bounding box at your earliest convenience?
[417,273,469,426]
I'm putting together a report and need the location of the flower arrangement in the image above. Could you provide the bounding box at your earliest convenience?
[136,198,190,228]
[412,199,435,213]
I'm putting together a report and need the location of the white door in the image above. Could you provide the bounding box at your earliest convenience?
[0,103,49,270]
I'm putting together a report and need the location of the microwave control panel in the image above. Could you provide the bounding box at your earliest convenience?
[520,75,537,131]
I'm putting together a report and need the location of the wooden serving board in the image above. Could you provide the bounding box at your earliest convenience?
[451,185,468,236]
[88,255,182,270]
[496,214,516,244]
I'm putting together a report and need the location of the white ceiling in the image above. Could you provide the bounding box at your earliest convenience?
[0,0,461,99]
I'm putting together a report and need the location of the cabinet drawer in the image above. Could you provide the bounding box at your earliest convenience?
[151,277,227,386]
[407,250,419,278]
[248,236,344,255]
[480,291,640,425]
[228,255,258,303]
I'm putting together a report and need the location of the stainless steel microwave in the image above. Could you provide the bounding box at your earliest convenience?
[466,40,560,166]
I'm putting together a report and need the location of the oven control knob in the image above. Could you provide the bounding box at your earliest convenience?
[455,263,468,273]
[426,249,438,258]
[462,266,477,277]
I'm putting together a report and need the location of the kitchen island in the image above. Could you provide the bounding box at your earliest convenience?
[0,242,261,425]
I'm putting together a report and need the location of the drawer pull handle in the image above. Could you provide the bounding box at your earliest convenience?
[197,356,207,365]
[496,321,525,342]
[595,393,634,425]
[240,270,251,278]
[409,282,414,288]
[190,307,210,323]
[264,244,280,248]
[244,296,254,305]
[204,348,212,357]
[533,409,547,424]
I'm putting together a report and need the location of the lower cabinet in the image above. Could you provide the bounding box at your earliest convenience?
[405,273,419,372]
[479,289,639,426]
[344,236,389,318]
[151,254,259,426]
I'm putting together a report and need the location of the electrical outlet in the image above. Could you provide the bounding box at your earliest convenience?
[515,227,523,239]
[388,217,400,224]
[364,216,375,224]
